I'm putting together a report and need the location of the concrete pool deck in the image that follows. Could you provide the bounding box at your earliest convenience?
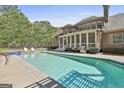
[46,51,124,64]
[0,55,47,88]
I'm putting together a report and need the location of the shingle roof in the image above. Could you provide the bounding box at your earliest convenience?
[75,16,104,26]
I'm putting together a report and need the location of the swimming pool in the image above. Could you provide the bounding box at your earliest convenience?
[6,51,21,56]
[22,52,124,88]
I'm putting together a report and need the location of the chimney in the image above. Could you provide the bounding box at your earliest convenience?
[103,5,109,23]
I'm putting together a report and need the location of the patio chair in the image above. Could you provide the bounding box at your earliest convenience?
[0,84,12,88]
[80,46,86,53]
[24,47,28,52]
[25,77,65,88]
[31,47,35,52]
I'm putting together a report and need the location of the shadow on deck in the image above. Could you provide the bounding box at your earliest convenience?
[25,77,65,88]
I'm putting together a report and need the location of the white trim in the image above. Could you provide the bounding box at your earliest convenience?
[58,37,60,48]
[58,29,102,49]
[86,33,89,49]
[58,29,101,38]
[62,37,64,48]
[95,31,98,48]
[70,35,72,48]
[74,34,76,48]
[79,34,81,47]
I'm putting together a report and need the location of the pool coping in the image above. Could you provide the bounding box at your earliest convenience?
[44,51,124,65]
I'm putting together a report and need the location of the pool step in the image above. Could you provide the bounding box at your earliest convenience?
[58,70,104,88]
[25,77,65,88]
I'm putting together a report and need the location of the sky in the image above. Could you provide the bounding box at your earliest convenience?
[18,5,124,27]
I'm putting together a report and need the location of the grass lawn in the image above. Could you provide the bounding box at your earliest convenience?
[0,48,44,53]
[0,48,23,53]
[0,48,6,53]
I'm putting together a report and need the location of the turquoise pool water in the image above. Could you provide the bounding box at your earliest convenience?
[22,52,124,88]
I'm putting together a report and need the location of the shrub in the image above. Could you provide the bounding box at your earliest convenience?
[73,48,80,52]
[65,48,73,52]
[87,48,99,54]
[47,46,58,50]
[0,48,5,53]
[102,48,124,54]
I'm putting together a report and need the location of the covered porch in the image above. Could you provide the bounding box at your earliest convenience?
[58,29,102,50]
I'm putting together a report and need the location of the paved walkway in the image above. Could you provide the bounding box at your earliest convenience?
[47,51,124,64]
[0,55,47,88]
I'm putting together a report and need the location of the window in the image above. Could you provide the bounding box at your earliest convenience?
[97,23,102,29]
[76,34,79,43]
[91,24,96,29]
[60,38,63,48]
[85,25,88,30]
[88,33,95,48]
[83,27,86,30]
[81,34,86,43]
[71,35,74,43]
[88,33,95,43]
[81,27,85,31]
[123,32,124,42]
[113,32,123,43]
[108,34,113,44]
[86,25,90,30]
[68,36,70,44]
[60,38,63,44]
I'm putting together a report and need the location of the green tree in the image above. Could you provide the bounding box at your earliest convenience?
[0,5,58,48]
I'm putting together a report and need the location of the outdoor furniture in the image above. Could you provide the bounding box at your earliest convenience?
[25,77,65,88]
[0,84,12,88]
[80,46,86,53]
[24,47,28,52]
[42,48,48,51]
[31,47,35,52]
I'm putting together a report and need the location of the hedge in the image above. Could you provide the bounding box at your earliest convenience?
[102,48,124,54]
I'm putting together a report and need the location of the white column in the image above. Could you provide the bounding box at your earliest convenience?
[66,36,68,48]
[74,34,76,48]
[95,31,100,49]
[63,37,64,49]
[70,35,72,48]
[86,33,89,49]
[99,31,102,49]
[58,37,60,48]
[95,31,98,48]
[79,34,82,47]
[96,23,97,29]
